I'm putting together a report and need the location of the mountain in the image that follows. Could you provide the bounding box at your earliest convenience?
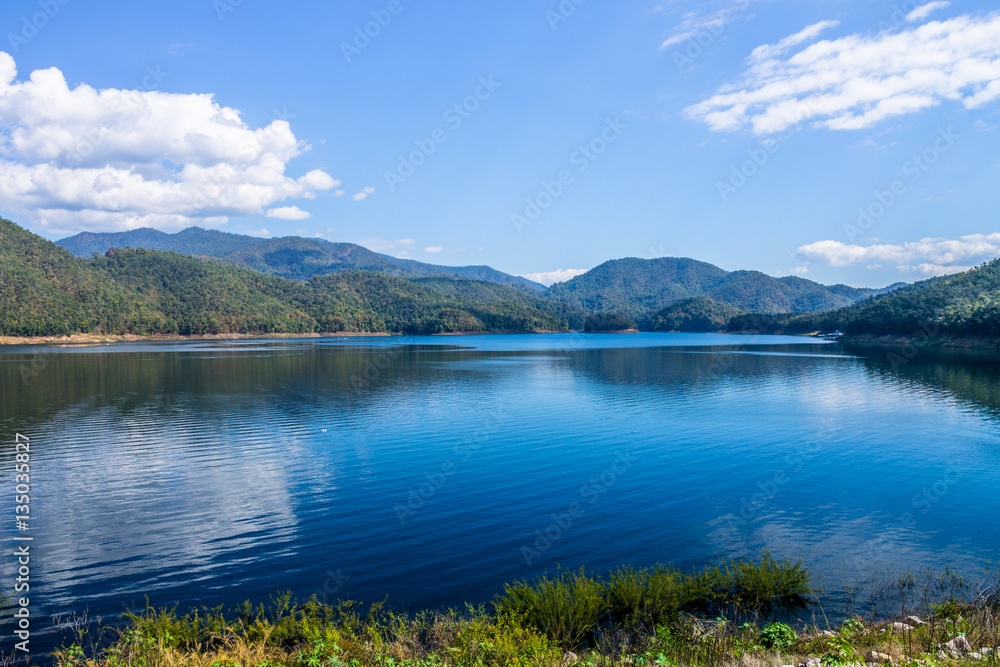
[729,260,1000,339]
[57,227,546,291]
[544,257,897,318]
[0,219,575,337]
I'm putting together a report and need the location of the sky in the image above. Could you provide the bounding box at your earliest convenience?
[0,0,998,288]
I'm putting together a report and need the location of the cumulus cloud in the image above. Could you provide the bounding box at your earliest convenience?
[519,268,588,286]
[423,246,444,254]
[353,186,375,201]
[797,234,1000,276]
[915,262,970,276]
[244,228,272,238]
[0,52,339,235]
[686,11,1000,134]
[265,206,311,220]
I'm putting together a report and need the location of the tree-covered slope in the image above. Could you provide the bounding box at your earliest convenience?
[58,227,545,291]
[0,220,160,336]
[728,260,1000,339]
[544,257,729,316]
[643,297,742,332]
[1,220,570,337]
[545,257,888,318]
[412,277,587,329]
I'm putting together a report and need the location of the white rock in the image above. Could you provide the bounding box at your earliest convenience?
[945,636,972,656]
[866,651,892,663]
[890,622,914,633]
[905,615,927,626]
[806,658,822,667]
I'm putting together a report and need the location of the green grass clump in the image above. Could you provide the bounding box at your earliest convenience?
[497,552,815,647]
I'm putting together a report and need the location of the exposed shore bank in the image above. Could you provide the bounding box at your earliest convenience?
[842,333,1000,350]
[0,329,586,347]
[727,330,1000,351]
[0,331,393,347]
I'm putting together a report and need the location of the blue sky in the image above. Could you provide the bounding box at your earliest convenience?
[1,0,998,287]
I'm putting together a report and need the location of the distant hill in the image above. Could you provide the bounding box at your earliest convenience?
[57,227,546,291]
[0,219,574,337]
[544,257,899,318]
[729,260,1000,339]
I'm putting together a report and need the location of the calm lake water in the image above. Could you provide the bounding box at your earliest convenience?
[2,333,1000,652]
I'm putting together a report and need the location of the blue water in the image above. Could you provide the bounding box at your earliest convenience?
[2,333,999,653]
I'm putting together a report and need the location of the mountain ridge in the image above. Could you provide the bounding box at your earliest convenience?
[544,256,902,318]
[1,219,580,337]
[57,227,547,291]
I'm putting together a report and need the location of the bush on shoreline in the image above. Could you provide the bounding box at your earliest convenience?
[496,553,815,647]
[39,558,1000,667]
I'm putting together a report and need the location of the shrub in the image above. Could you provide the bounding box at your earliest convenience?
[760,622,796,650]
[496,554,815,648]
[495,567,604,648]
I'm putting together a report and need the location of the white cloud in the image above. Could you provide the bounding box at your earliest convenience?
[660,31,698,49]
[0,52,339,235]
[797,234,1000,275]
[353,186,375,201]
[423,246,444,254]
[907,2,950,23]
[749,20,840,62]
[244,228,272,238]
[519,268,588,286]
[916,262,970,276]
[361,237,416,258]
[659,5,749,50]
[686,11,1000,134]
[265,205,311,220]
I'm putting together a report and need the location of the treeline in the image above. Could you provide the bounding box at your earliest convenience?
[0,220,579,337]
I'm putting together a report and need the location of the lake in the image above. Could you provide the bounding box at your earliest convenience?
[2,333,999,651]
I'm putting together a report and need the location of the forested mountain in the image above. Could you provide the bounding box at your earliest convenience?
[544,257,896,318]
[0,220,575,337]
[55,227,266,258]
[58,227,545,291]
[21,217,988,341]
[727,260,1000,339]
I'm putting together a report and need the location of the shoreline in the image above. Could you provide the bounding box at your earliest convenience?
[728,330,1000,351]
[0,331,394,347]
[841,333,1000,350]
[0,329,582,346]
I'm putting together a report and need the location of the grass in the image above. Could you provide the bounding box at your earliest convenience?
[14,556,1000,667]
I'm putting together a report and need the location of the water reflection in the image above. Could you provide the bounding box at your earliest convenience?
[0,335,998,655]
